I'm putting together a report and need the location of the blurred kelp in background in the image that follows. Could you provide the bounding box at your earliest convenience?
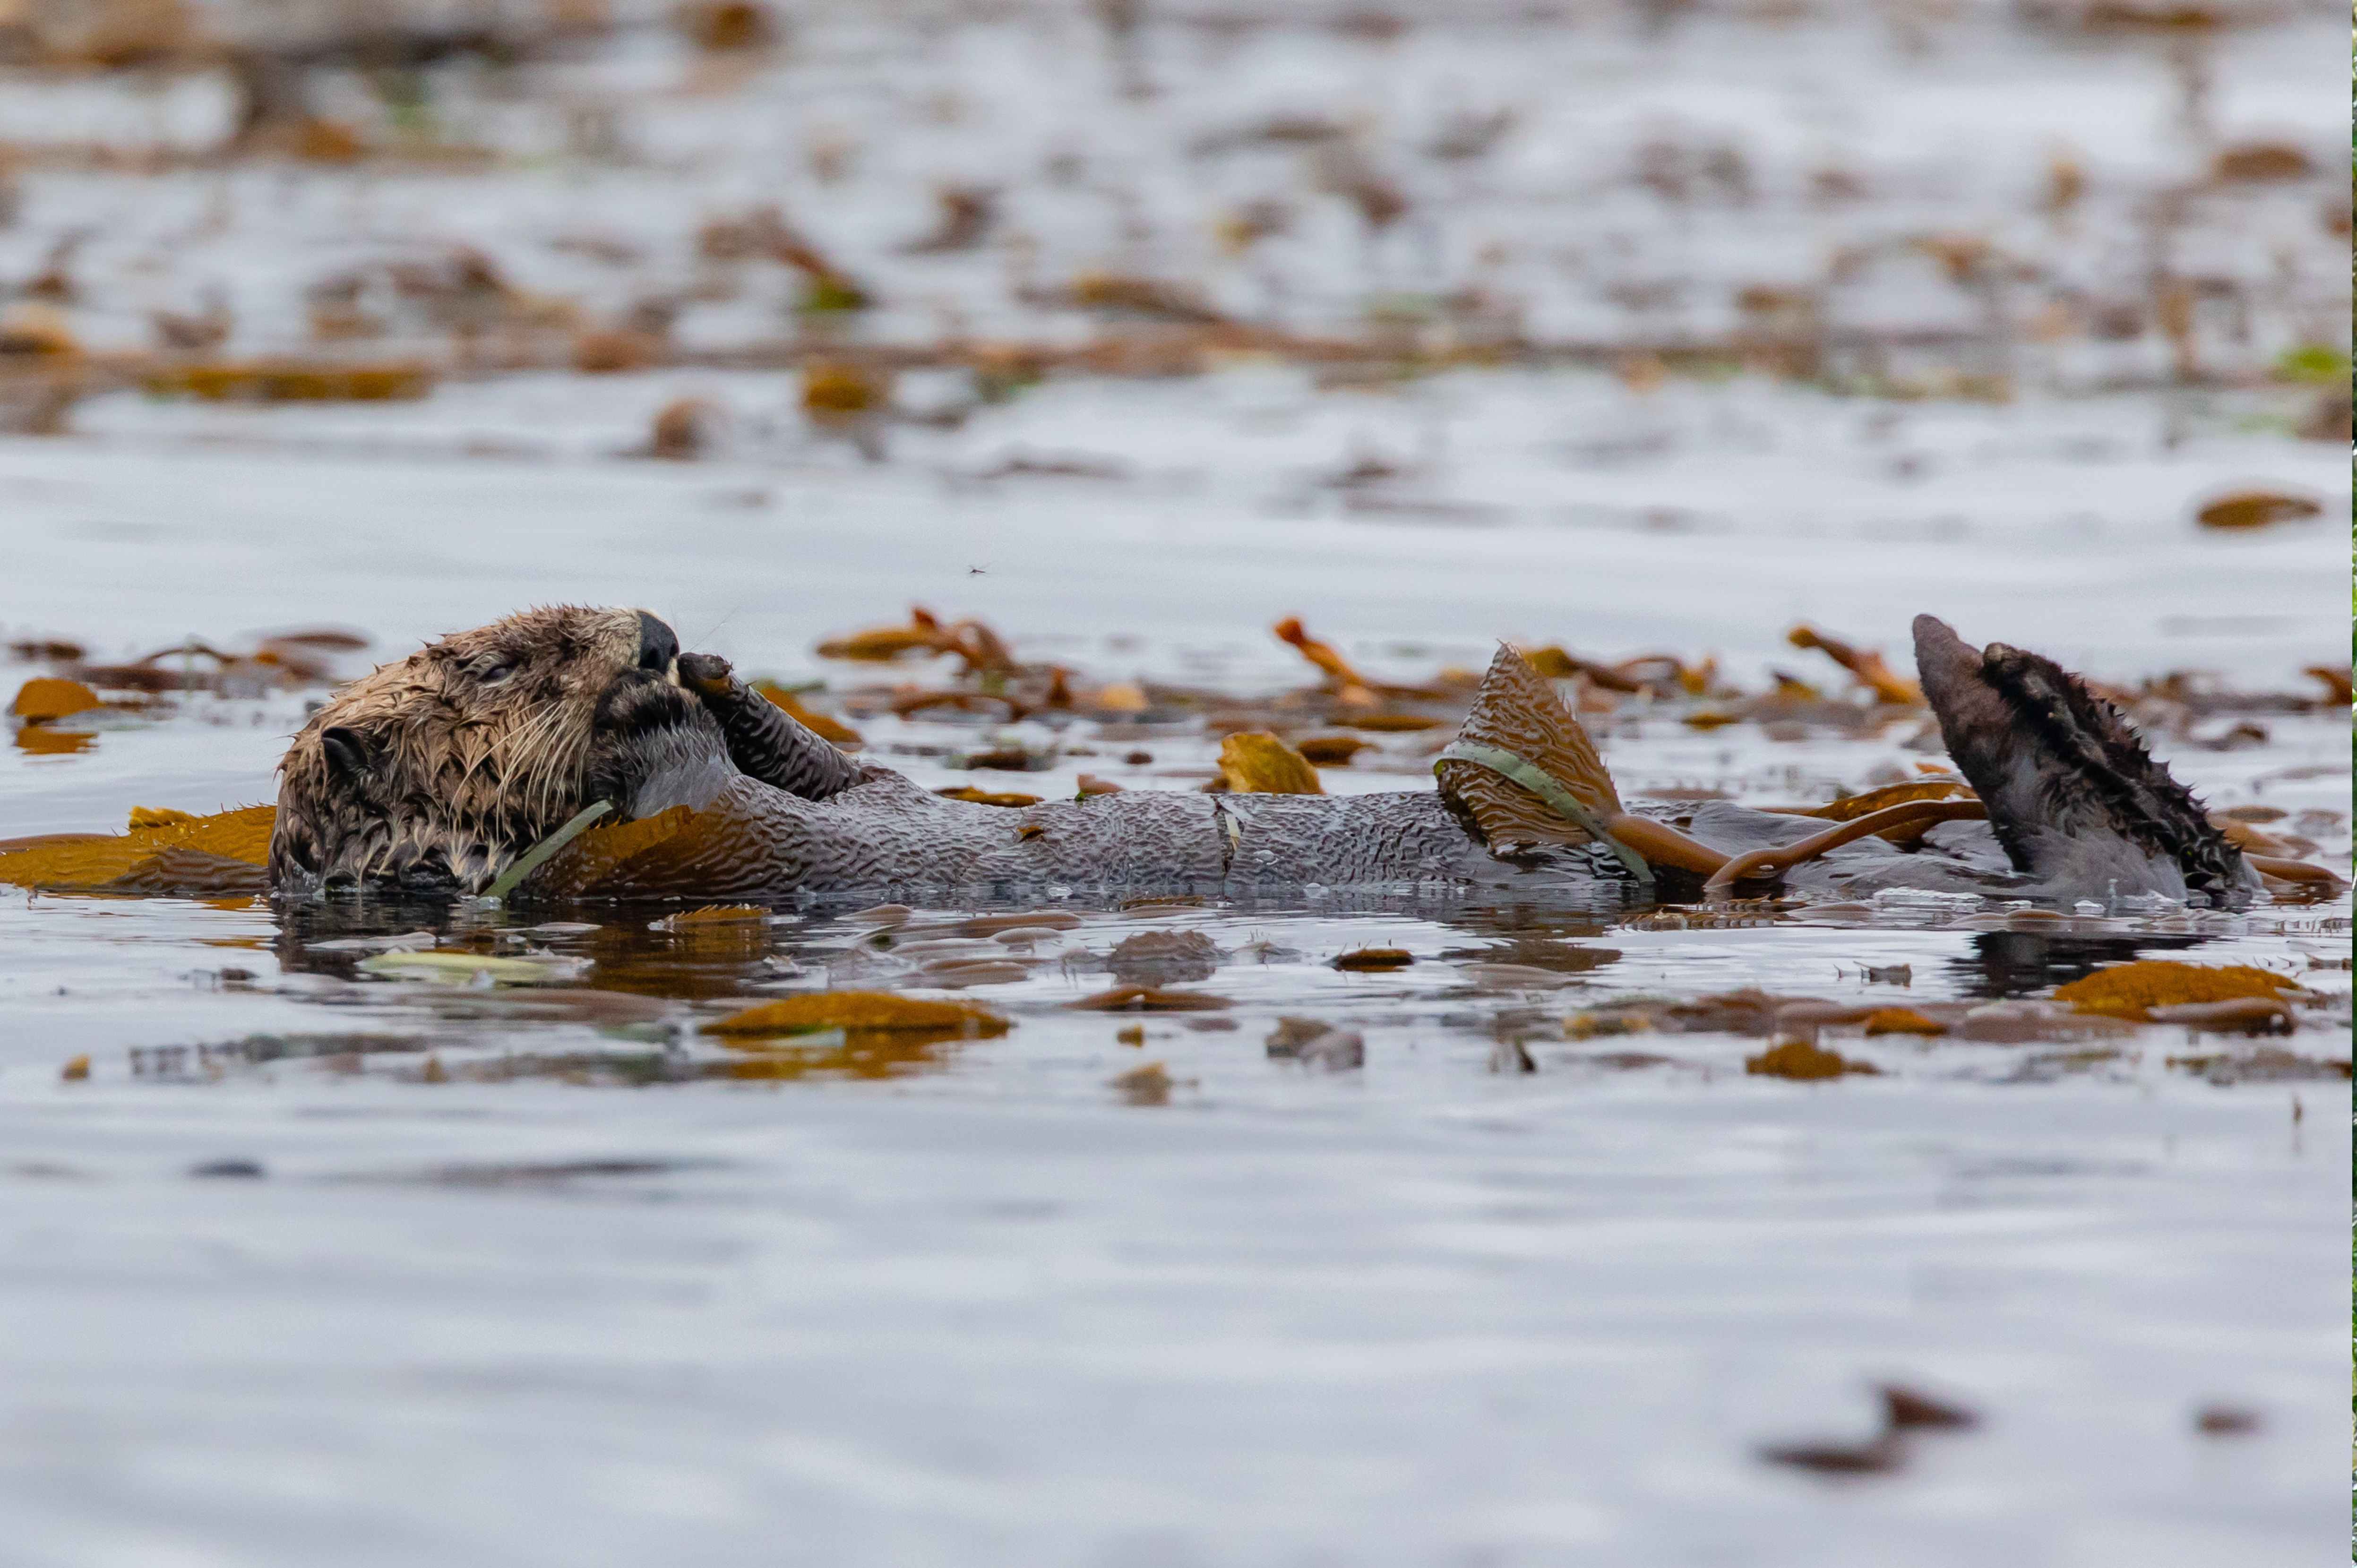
[0,0,2340,446]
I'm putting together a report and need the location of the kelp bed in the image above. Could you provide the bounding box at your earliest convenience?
[0,599,2347,1564]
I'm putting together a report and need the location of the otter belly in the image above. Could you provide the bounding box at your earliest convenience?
[538,771,1550,902]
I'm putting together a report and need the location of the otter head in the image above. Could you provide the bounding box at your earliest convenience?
[1912,615,2254,905]
[270,606,731,896]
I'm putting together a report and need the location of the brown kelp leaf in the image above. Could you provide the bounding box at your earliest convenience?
[2303,666,2352,705]
[704,992,1009,1039]
[128,806,196,828]
[2210,143,2312,183]
[2193,1404,2262,1436]
[1518,645,1644,690]
[1564,1006,1659,1038]
[1272,616,1374,702]
[0,303,79,358]
[1745,1040,1880,1079]
[1333,947,1413,970]
[648,397,721,460]
[572,329,662,374]
[1786,625,1923,705]
[1067,986,1231,1011]
[1218,732,1323,794]
[1801,780,1970,822]
[105,847,268,896]
[1088,682,1148,715]
[1756,1434,1905,1477]
[753,681,862,745]
[2052,961,2299,1022]
[1879,1385,1980,1431]
[680,0,779,51]
[1068,272,1227,324]
[9,677,102,721]
[801,359,891,421]
[0,804,274,890]
[1862,1008,1947,1037]
[2194,490,2323,530]
[1294,735,1369,765]
[535,805,697,895]
[1109,1061,1175,1104]
[936,787,1043,807]
[816,608,955,662]
[144,361,434,403]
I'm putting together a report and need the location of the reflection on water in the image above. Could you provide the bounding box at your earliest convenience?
[14,727,94,755]
[1945,931,2216,1000]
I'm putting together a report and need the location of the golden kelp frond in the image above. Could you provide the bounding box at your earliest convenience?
[143,361,435,403]
[1272,616,1374,703]
[1802,780,1971,821]
[936,786,1043,807]
[534,804,697,896]
[814,607,1013,676]
[2194,489,2322,530]
[1786,625,1923,705]
[128,805,198,828]
[0,803,274,891]
[1862,1008,1947,1036]
[704,992,1010,1039]
[10,677,103,721]
[2053,961,2299,1022]
[1745,1040,1880,1079]
[800,359,891,420]
[1217,732,1323,794]
[150,805,275,863]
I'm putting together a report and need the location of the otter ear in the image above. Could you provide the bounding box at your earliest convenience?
[320,726,378,784]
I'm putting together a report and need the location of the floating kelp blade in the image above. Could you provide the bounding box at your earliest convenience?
[0,804,273,894]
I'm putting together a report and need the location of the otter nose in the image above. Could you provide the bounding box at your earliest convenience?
[635,611,679,675]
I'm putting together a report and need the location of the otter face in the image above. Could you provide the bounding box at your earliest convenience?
[270,606,712,895]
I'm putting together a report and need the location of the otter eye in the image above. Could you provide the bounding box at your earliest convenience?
[474,657,522,685]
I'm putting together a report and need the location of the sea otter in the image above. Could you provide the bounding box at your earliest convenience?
[267,606,2291,908]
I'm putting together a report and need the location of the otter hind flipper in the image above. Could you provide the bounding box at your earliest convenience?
[1911,615,2251,902]
[1435,644,1627,852]
[678,652,867,802]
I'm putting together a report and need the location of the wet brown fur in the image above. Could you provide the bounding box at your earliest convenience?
[270,606,651,893]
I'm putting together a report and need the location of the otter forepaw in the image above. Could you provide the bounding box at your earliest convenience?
[676,649,867,802]
[677,651,737,698]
